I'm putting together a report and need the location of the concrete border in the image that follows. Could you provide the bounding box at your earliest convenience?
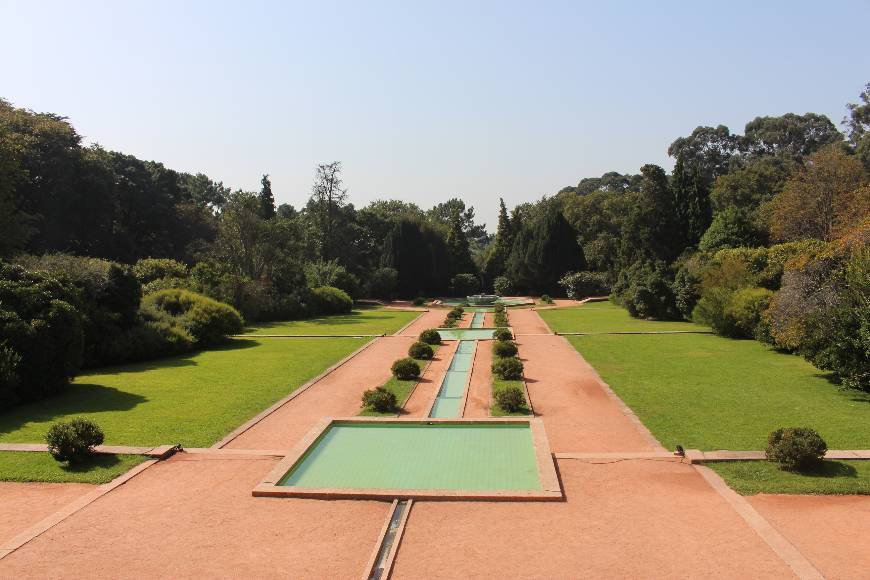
[694,465,824,580]
[0,458,159,561]
[361,499,398,580]
[0,443,178,459]
[251,417,563,502]
[456,340,478,418]
[685,449,870,463]
[381,499,412,578]
[211,338,379,449]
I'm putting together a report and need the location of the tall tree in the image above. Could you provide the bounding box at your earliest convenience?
[259,174,276,219]
[507,206,585,294]
[743,113,843,160]
[671,155,712,248]
[446,209,475,277]
[308,161,348,260]
[668,125,741,187]
[845,82,870,170]
[483,198,514,281]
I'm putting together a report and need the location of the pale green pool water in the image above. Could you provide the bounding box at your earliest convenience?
[429,340,475,418]
[437,328,496,340]
[470,312,485,328]
[279,422,541,491]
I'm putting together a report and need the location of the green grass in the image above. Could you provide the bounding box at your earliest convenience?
[0,336,366,447]
[0,452,146,484]
[710,460,870,495]
[244,306,420,335]
[539,301,708,334]
[565,333,870,450]
[492,378,531,416]
[358,376,419,417]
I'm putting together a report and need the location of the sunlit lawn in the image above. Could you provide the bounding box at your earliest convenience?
[709,460,870,495]
[539,300,708,334]
[0,336,366,447]
[0,451,146,484]
[244,306,420,336]
[491,378,531,416]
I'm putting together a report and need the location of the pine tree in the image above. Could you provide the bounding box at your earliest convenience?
[446,210,475,277]
[484,198,513,281]
[259,174,276,219]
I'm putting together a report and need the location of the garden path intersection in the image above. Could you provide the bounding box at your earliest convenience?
[0,305,867,578]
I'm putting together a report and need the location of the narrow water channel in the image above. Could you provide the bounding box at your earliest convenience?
[429,340,476,418]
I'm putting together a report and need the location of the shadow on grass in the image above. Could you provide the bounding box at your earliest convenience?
[87,338,259,376]
[61,453,123,473]
[790,461,858,479]
[246,309,396,332]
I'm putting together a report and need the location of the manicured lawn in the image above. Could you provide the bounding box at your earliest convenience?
[0,452,146,484]
[0,337,366,447]
[709,460,870,495]
[244,307,420,336]
[566,333,870,450]
[492,378,531,416]
[539,301,708,334]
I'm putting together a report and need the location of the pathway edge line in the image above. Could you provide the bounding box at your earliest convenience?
[392,310,428,336]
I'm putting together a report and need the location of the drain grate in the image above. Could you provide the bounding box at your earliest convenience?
[368,500,411,580]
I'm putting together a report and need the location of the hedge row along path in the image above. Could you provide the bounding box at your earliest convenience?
[0,304,868,578]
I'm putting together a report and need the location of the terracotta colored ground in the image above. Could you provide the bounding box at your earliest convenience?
[402,340,459,417]
[225,336,413,449]
[507,308,552,334]
[518,333,659,452]
[0,455,388,577]
[482,311,494,327]
[395,309,444,337]
[0,482,94,545]
[749,495,870,579]
[393,459,792,579]
[462,341,493,418]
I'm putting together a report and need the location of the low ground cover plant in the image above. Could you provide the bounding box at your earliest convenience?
[409,341,434,360]
[418,329,441,345]
[766,427,828,471]
[391,357,421,380]
[361,387,398,413]
[46,418,105,464]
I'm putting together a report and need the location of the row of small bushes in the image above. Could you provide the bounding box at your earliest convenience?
[490,327,526,413]
[360,328,442,413]
[441,306,464,328]
[493,308,508,327]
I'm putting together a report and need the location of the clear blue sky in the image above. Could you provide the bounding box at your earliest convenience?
[3,0,868,229]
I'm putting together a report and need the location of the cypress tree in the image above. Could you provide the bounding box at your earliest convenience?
[259,174,276,219]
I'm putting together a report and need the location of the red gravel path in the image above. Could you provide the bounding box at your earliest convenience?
[392,459,792,579]
[749,494,870,579]
[0,482,94,545]
[395,309,445,337]
[462,341,492,418]
[508,308,552,334]
[0,455,387,577]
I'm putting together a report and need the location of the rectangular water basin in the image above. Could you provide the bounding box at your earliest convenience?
[253,418,562,501]
[437,328,498,340]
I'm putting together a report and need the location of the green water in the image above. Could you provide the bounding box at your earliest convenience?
[279,422,541,491]
[437,328,496,340]
[470,312,485,328]
[429,340,475,419]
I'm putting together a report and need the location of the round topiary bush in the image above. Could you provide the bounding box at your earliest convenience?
[142,288,243,346]
[540,294,554,304]
[391,357,421,380]
[495,385,526,413]
[766,427,828,471]
[493,328,513,341]
[492,340,518,358]
[418,329,441,345]
[492,356,524,380]
[309,285,353,314]
[361,387,398,413]
[412,297,426,306]
[46,418,105,464]
[409,341,434,360]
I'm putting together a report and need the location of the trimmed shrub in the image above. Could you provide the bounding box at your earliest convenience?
[418,329,441,345]
[540,294,554,304]
[559,271,610,300]
[612,260,681,320]
[412,297,426,306]
[493,276,512,296]
[442,316,457,328]
[492,356,524,380]
[494,311,508,326]
[447,306,464,319]
[361,387,398,413]
[391,357,421,380]
[45,418,105,464]
[133,258,188,285]
[142,289,243,346]
[493,303,506,313]
[766,427,828,471]
[492,340,518,358]
[495,386,526,413]
[309,285,353,314]
[493,328,513,341]
[409,341,434,360]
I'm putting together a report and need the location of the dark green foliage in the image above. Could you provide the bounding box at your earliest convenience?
[493,311,508,326]
[698,208,762,252]
[483,199,514,283]
[492,356,524,380]
[143,288,243,346]
[671,155,712,248]
[558,271,610,299]
[381,217,450,297]
[391,357,421,380]
[612,261,680,320]
[492,340,518,358]
[309,286,353,314]
[494,385,526,413]
[493,303,506,313]
[441,316,457,327]
[366,267,398,300]
[361,386,398,413]
[450,273,479,296]
[493,328,513,341]
[133,258,189,285]
[492,275,512,296]
[418,329,441,345]
[0,262,84,407]
[540,294,554,304]
[448,306,464,319]
[259,174,276,219]
[408,341,434,360]
[412,297,426,306]
[766,427,828,471]
[45,418,105,464]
